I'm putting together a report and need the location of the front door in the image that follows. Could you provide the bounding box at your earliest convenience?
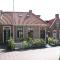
[3,27,11,44]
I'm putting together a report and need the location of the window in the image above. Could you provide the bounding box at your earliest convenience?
[17,26,23,39]
[56,23,59,28]
[40,30,45,38]
[28,27,33,38]
[28,30,33,38]
[53,30,57,39]
[59,30,60,39]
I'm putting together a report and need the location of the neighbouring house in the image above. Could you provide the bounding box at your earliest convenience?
[0,10,47,44]
[46,14,60,41]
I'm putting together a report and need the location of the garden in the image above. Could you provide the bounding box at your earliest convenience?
[6,37,60,51]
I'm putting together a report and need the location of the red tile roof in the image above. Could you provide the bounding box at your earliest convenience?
[0,11,47,27]
[46,18,55,27]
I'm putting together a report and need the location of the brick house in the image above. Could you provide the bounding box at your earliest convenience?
[0,10,47,44]
[46,14,60,40]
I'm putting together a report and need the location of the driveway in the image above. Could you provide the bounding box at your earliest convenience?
[0,46,60,60]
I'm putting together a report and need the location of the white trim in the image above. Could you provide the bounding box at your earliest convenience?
[3,26,11,43]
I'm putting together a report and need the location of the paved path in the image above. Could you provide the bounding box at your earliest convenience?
[0,46,60,60]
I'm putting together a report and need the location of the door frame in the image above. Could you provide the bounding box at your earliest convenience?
[3,26,11,43]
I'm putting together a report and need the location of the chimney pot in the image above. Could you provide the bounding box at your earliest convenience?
[55,14,59,20]
[29,10,32,13]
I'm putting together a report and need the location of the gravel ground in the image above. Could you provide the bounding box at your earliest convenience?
[0,46,60,60]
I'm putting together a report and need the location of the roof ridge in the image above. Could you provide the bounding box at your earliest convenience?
[3,11,28,13]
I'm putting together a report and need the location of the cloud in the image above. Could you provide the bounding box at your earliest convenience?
[0,0,60,20]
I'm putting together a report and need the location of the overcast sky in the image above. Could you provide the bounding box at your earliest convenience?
[0,0,60,20]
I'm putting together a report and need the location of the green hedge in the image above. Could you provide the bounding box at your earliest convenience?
[32,39,46,48]
[6,37,15,51]
[22,38,46,49]
[48,37,58,46]
[22,41,30,49]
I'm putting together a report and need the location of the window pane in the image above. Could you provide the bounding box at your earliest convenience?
[17,30,19,38]
[17,26,23,39]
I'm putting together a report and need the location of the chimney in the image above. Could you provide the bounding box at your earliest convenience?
[29,10,32,13]
[55,14,59,20]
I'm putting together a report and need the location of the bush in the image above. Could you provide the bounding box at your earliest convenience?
[32,39,46,48]
[22,38,46,49]
[22,41,30,49]
[6,37,15,51]
[40,39,46,47]
[48,37,58,46]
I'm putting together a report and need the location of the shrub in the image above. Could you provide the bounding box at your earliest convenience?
[40,39,46,47]
[22,38,46,49]
[6,37,15,51]
[24,37,33,42]
[32,39,41,48]
[48,37,58,46]
[22,41,30,49]
[32,39,46,48]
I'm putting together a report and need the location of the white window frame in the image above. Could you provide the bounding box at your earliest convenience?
[16,26,23,39]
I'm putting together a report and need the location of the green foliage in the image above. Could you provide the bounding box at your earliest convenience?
[6,37,15,51]
[22,41,30,49]
[24,37,33,42]
[32,39,46,48]
[48,37,58,46]
[40,39,46,46]
[22,38,46,49]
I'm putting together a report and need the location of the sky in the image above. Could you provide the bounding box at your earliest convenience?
[0,0,60,20]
